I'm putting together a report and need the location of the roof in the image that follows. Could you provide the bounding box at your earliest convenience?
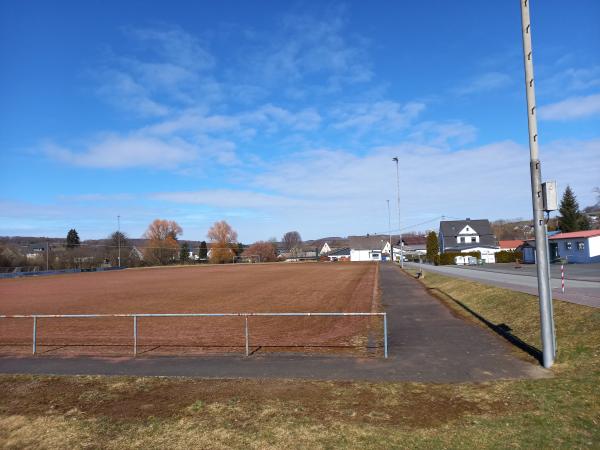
[402,235,427,246]
[439,219,496,248]
[499,240,525,249]
[328,247,351,256]
[348,235,390,251]
[550,230,600,240]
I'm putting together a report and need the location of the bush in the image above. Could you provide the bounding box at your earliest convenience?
[495,250,523,263]
[438,251,481,265]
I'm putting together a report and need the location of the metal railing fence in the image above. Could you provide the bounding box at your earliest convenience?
[0,312,388,358]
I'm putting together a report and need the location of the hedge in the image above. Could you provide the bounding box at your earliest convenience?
[495,250,523,263]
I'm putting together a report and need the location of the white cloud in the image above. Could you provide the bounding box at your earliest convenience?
[243,12,372,94]
[453,72,512,96]
[407,121,477,147]
[44,135,197,169]
[94,25,220,117]
[331,101,425,133]
[151,189,305,209]
[539,93,600,121]
[540,65,600,95]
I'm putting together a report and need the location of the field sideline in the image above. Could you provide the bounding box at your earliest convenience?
[0,263,379,357]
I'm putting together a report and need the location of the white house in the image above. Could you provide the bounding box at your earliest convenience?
[320,242,332,254]
[439,218,500,263]
[348,235,391,262]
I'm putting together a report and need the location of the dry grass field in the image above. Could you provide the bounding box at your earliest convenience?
[0,263,379,356]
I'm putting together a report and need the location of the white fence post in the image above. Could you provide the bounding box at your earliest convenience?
[245,315,249,356]
[133,315,137,356]
[32,316,37,355]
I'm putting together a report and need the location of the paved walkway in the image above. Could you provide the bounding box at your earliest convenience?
[405,262,600,308]
[0,264,548,382]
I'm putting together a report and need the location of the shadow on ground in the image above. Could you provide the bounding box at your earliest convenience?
[424,285,543,364]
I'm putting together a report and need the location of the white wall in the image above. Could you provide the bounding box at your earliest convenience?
[460,247,500,263]
[589,236,600,257]
[456,235,480,244]
[350,249,381,261]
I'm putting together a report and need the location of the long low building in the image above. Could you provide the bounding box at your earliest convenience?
[522,230,600,264]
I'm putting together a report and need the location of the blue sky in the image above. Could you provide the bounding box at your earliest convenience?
[1,1,599,242]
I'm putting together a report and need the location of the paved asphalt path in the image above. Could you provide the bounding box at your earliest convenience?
[406,262,600,308]
[0,264,548,382]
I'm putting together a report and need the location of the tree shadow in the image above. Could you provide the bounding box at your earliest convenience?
[426,287,543,364]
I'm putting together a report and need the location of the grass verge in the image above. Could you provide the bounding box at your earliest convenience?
[1,271,598,449]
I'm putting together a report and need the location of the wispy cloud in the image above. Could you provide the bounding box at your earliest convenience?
[44,134,197,169]
[331,101,425,134]
[93,25,220,117]
[539,93,600,121]
[407,121,477,147]
[452,72,512,96]
[540,64,600,96]
[242,12,372,96]
[151,189,305,209]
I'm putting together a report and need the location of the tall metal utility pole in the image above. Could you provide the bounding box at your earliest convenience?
[392,157,403,268]
[387,200,392,261]
[117,215,121,268]
[520,0,555,368]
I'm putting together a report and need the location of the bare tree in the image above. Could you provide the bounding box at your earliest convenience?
[282,231,302,256]
[243,241,278,262]
[143,219,182,265]
[207,220,238,264]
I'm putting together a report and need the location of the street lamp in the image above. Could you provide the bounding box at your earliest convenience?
[387,199,392,262]
[520,0,555,368]
[392,157,403,268]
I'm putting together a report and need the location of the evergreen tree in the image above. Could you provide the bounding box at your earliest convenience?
[66,229,80,249]
[559,186,588,232]
[426,231,439,264]
[199,241,208,260]
[180,242,190,263]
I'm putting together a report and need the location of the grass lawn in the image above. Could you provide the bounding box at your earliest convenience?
[1,270,598,449]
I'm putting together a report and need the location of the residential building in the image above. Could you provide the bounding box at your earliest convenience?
[522,230,600,264]
[348,235,391,261]
[439,218,500,263]
[327,247,351,261]
[498,240,525,251]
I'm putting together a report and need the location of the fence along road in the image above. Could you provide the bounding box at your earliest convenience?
[0,312,388,358]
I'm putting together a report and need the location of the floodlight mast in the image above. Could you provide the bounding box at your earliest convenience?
[520,0,555,368]
[392,157,403,268]
[387,200,392,261]
[117,215,121,268]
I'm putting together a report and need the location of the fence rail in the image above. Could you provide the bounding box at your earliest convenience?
[0,312,388,358]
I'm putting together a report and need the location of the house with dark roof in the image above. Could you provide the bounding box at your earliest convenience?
[327,247,351,261]
[439,218,500,263]
[348,235,391,261]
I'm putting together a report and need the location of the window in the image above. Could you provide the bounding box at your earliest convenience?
[471,237,477,243]
[577,242,585,251]
[566,242,572,250]
[460,237,466,243]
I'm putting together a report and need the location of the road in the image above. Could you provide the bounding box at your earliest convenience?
[405,262,600,308]
[0,264,548,382]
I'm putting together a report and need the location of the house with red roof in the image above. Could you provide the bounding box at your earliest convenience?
[498,240,525,251]
[521,230,600,264]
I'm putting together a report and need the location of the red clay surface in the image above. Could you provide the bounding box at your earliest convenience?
[0,263,379,357]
